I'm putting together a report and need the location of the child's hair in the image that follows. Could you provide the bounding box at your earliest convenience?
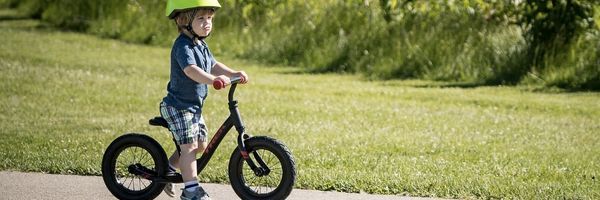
[174,8,215,32]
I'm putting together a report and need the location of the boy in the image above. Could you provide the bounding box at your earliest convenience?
[161,0,248,199]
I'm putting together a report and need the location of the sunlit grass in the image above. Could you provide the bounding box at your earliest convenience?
[0,18,599,199]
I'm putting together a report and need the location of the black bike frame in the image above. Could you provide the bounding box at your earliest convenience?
[157,81,264,183]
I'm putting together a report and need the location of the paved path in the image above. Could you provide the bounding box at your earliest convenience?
[0,171,441,200]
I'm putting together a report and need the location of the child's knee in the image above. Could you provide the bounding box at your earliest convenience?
[198,141,208,151]
[179,142,200,154]
[180,141,207,154]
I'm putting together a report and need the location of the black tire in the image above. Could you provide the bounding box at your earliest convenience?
[101,133,168,200]
[228,136,296,200]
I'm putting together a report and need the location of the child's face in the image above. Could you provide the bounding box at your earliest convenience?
[191,12,214,37]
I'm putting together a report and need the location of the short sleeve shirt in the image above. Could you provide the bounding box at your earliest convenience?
[162,34,217,114]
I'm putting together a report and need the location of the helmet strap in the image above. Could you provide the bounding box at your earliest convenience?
[184,9,211,44]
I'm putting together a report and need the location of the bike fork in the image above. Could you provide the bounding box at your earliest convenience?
[238,132,271,176]
[230,99,271,176]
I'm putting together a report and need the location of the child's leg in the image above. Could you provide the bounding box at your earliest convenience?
[168,129,207,182]
[168,151,179,169]
[167,121,209,171]
[179,141,200,182]
[178,120,208,181]
[160,102,211,198]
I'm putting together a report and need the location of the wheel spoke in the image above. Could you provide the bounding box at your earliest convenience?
[111,145,159,192]
[139,149,153,167]
[140,177,148,188]
[126,176,133,189]
[137,176,143,190]
[135,147,144,165]
[117,160,129,168]
[131,147,138,164]
[246,173,258,185]
[255,184,261,194]
[138,147,148,163]
[270,171,282,177]
[240,148,280,194]
[265,150,274,164]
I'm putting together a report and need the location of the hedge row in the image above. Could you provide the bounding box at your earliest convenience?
[2,0,598,90]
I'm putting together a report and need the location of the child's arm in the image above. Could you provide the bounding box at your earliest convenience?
[212,62,249,83]
[183,64,229,84]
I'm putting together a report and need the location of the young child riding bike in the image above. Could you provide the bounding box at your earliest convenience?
[161,0,248,199]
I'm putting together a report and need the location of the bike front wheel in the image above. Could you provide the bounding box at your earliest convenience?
[228,136,297,200]
[101,133,168,200]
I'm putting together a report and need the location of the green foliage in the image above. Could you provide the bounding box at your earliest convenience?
[515,0,597,82]
[2,0,599,90]
[14,0,53,19]
[524,30,600,90]
[0,0,18,8]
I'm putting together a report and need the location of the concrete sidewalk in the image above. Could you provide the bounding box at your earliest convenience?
[0,171,440,200]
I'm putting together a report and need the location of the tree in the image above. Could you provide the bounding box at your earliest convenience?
[519,0,596,71]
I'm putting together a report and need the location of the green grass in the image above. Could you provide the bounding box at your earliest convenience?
[1,14,599,199]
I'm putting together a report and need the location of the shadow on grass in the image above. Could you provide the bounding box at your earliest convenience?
[0,14,29,21]
[280,67,599,93]
[278,67,499,89]
[0,10,57,31]
[409,82,488,89]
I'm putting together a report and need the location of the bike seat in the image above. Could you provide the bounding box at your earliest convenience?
[149,116,169,129]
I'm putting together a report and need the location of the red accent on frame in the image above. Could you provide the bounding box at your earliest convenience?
[241,151,249,159]
[204,125,226,154]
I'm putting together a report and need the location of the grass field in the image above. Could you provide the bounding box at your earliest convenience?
[0,11,599,199]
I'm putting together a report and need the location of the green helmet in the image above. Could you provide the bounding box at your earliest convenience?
[166,0,221,19]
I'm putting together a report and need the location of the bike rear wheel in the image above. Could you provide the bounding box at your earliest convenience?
[101,133,168,200]
[228,136,296,200]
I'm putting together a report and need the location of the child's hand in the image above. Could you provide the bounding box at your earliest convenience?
[214,75,230,85]
[235,71,249,84]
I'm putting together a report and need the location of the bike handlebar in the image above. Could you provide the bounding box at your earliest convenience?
[213,76,242,90]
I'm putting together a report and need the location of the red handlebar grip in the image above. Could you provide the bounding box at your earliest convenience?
[213,79,225,90]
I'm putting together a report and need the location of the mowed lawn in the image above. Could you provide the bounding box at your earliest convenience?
[0,14,599,199]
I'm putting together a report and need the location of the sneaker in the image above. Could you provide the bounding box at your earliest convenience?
[180,186,211,200]
[163,170,179,197]
[164,183,176,197]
